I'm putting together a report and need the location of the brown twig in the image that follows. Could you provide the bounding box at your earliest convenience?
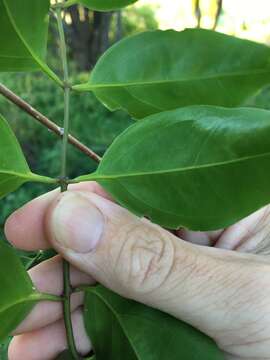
[0,83,101,164]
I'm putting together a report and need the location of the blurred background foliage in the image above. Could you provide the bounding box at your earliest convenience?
[1,0,270,354]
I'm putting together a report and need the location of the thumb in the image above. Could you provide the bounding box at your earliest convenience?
[46,191,264,340]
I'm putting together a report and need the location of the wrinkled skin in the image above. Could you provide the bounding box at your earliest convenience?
[5,182,270,360]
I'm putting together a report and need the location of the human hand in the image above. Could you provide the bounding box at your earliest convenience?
[5,182,270,360]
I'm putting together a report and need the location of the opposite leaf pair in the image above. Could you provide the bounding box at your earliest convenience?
[3,102,270,233]
[0,240,224,360]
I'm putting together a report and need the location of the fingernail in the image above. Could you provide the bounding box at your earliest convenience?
[50,192,104,253]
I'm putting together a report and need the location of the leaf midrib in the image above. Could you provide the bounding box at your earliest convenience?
[0,55,33,60]
[3,0,40,66]
[0,292,39,316]
[0,170,33,180]
[0,170,56,184]
[81,68,270,90]
[88,150,270,180]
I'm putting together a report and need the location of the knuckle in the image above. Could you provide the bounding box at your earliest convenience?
[112,221,176,297]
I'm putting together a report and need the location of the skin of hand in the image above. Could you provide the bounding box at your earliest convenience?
[4,182,270,360]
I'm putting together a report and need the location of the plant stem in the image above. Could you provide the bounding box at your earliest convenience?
[61,86,70,190]
[31,293,63,302]
[0,83,101,163]
[56,7,81,360]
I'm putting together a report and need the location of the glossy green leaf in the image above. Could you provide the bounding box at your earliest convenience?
[0,241,37,342]
[76,105,270,231]
[0,115,55,200]
[74,29,270,118]
[0,0,61,84]
[84,285,224,360]
[64,0,138,11]
[0,0,49,71]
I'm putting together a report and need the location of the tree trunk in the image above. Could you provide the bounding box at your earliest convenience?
[115,11,123,42]
[212,0,223,30]
[89,11,113,68]
[195,0,201,28]
[65,5,113,71]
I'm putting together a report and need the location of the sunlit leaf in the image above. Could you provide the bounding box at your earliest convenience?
[76,105,270,231]
[74,29,270,118]
[0,114,55,200]
[84,285,224,359]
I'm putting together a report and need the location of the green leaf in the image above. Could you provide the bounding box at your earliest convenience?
[56,350,93,360]
[84,285,224,360]
[55,350,75,360]
[76,105,270,231]
[0,114,55,200]
[0,0,61,84]
[0,241,37,342]
[0,337,11,360]
[74,29,270,119]
[64,0,138,11]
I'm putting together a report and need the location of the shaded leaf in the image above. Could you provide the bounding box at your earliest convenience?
[0,0,60,84]
[76,105,270,231]
[0,241,37,342]
[74,29,270,118]
[55,350,75,360]
[0,337,11,360]
[84,285,224,360]
[0,114,55,200]
[56,350,93,360]
[65,0,138,11]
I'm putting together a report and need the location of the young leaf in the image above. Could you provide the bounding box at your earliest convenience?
[84,285,224,360]
[0,114,55,200]
[76,105,270,231]
[0,241,37,342]
[0,0,60,84]
[64,0,138,11]
[74,29,270,119]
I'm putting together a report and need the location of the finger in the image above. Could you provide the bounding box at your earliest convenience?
[15,255,94,334]
[215,205,270,254]
[9,308,91,360]
[46,191,270,344]
[4,182,111,251]
[177,228,224,246]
